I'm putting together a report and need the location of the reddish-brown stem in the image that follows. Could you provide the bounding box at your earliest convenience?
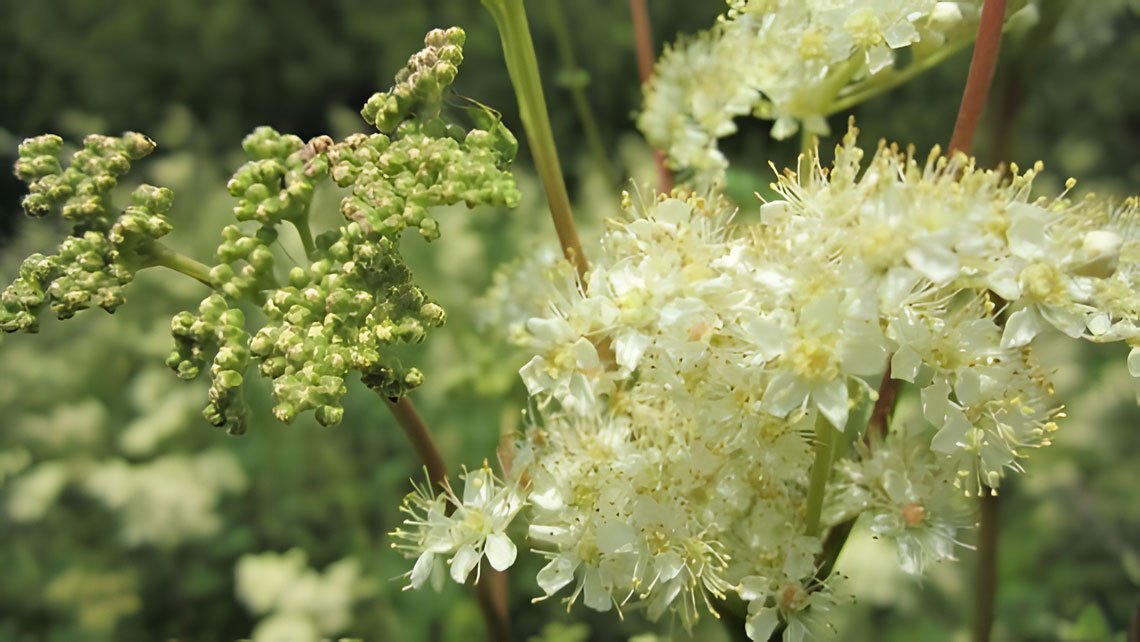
[948,0,1008,154]
[974,491,1000,642]
[629,0,654,84]
[384,395,448,490]
[383,394,511,640]
[952,5,1008,640]
[628,0,674,193]
[864,364,899,446]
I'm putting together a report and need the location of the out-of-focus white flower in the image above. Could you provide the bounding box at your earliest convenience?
[639,0,982,185]
[236,549,364,640]
[83,450,247,547]
[6,461,69,522]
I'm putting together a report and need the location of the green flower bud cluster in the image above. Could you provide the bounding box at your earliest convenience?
[249,222,444,425]
[167,294,250,435]
[226,127,324,225]
[160,26,519,432]
[209,224,279,300]
[362,27,465,134]
[330,120,520,241]
[3,133,172,332]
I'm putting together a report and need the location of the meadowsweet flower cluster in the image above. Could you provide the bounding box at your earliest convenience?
[396,126,1139,640]
[638,0,985,184]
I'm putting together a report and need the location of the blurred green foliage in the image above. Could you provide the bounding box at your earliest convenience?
[1,0,1138,640]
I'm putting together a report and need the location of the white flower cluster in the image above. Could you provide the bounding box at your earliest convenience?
[397,128,1138,641]
[638,0,980,184]
[236,548,364,642]
[84,450,247,547]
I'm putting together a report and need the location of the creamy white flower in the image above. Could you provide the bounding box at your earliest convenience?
[405,127,1140,641]
[640,0,980,184]
[391,463,524,588]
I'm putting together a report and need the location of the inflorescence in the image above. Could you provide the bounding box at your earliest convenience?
[395,125,1139,641]
[8,27,521,435]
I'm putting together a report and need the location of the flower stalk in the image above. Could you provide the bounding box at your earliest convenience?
[950,0,1008,154]
[143,242,214,288]
[804,414,837,537]
[482,0,589,280]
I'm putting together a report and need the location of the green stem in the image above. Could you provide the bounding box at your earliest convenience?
[143,242,213,287]
[292,216,316,260]
[547,0,619,192]
[482,0,589,281]
[804,414,837,537]
[826,37,975,116]
[800,129,816,160]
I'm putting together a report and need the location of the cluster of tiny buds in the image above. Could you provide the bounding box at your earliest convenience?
[4,132,173,332]
[160,26,520,432]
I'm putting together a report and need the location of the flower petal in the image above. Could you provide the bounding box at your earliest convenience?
[484,532,517,571]
[536,555,577,595]
[449,544,480,584]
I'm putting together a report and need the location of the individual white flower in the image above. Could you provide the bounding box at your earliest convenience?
[760,290,888,429]
[737,538,838,642]
[391,463,524,589]
[827,437,968,575]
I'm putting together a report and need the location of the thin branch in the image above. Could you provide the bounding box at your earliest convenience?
[628,0,673,193]
[804,414,836,537]
[383,395,448,490]
[949,0,1008,154]
[827,36,975,116]
[143,241,214,287]
[381,393,512,640]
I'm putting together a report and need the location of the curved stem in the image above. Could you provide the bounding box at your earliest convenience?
[292,216,316,260]
[143,241,213,287]
[826,37,975,116]
[383,395,448,490]
[628,0,673,193]
[548,0,619,192]
[482,0,589,281]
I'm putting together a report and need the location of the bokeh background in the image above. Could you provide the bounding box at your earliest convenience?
[1,1,1138,640]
